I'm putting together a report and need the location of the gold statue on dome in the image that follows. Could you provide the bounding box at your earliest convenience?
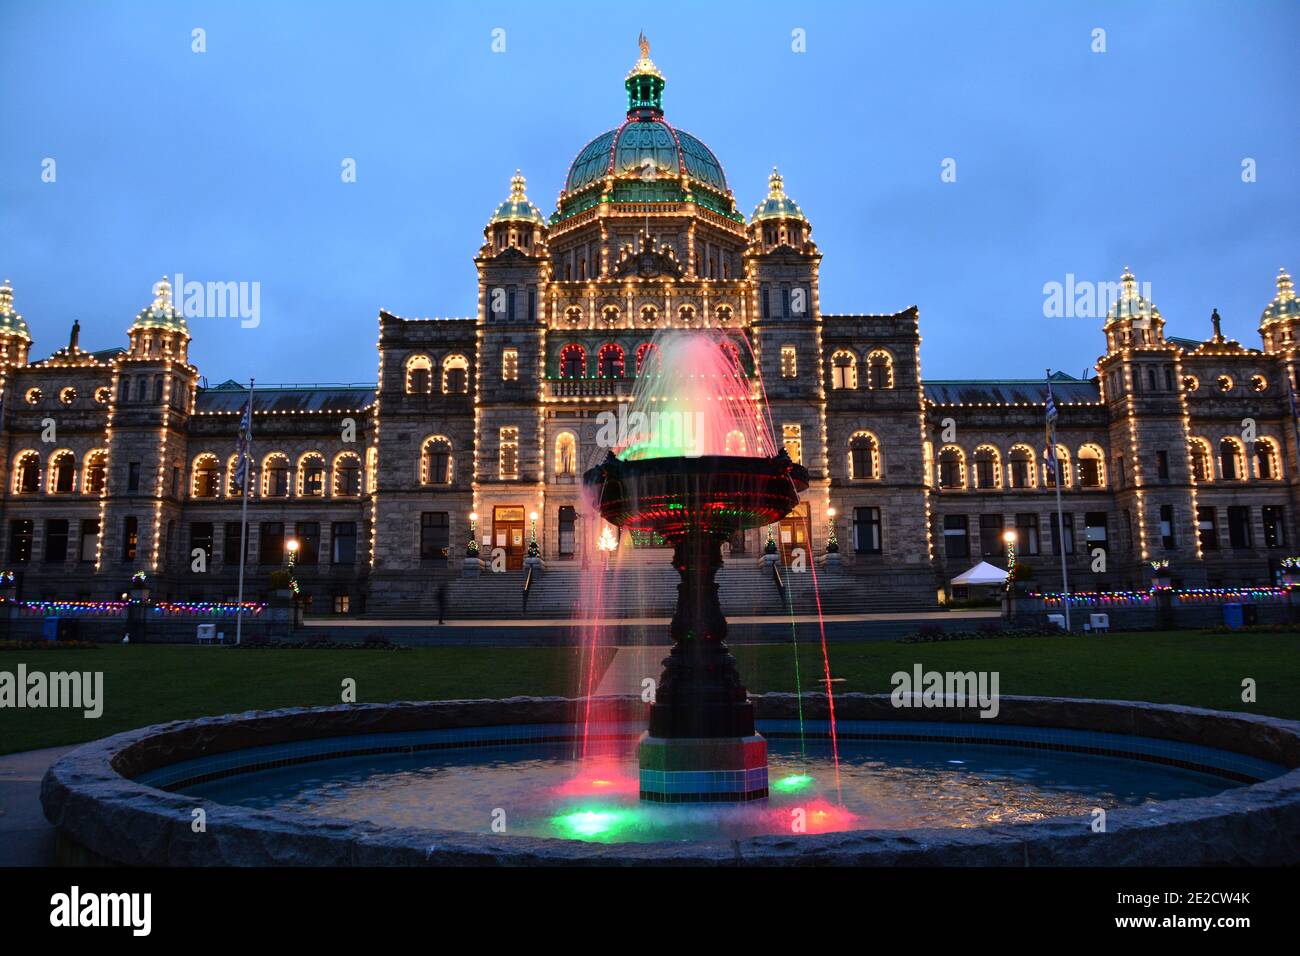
[638,32,650,58]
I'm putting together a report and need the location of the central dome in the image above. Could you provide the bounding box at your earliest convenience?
[554,36,737,226]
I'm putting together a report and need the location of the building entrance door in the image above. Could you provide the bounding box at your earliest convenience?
[778,503,810,565]
[493,506,526,570]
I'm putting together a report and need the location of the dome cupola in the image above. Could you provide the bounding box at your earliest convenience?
[483,171,547,257]
[0,278,32,342]
[1261,267,1299,325]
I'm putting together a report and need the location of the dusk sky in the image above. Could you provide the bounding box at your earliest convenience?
[2,0,1297,386]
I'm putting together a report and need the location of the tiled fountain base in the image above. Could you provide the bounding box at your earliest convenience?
[638,733,768,802]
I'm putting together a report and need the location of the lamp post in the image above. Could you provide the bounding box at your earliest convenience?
[1002,529,1017,589]
[826,506,838,551]
[468,511,479,556]
[528,510,539,557]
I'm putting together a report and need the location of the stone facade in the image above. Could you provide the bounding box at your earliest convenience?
[3,45,1298,612]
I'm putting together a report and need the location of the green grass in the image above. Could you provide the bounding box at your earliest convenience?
[732,630,1300,720]
[0,645,611,755]
[2,631,1297,756]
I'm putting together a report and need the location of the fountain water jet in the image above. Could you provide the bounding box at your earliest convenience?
[583,330,808,802]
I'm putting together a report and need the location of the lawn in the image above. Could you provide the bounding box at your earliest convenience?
[2,630,1297,756]
[0,644,612,755]
[732,630,1300,720]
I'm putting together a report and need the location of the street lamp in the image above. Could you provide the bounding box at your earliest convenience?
[826,506,838,553]
[1002,529,1017,589]
[528,510,539,557]
[468,511,479,556]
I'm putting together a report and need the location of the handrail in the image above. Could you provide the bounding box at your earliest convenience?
[522,565,534,613]
[770,559,787,608]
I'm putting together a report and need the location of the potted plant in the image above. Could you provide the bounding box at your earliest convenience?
[129,570,150,602]
[1150,559,1172,590]
[1007,561,1035,595]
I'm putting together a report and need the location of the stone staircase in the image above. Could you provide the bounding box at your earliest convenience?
[364,562,937,620]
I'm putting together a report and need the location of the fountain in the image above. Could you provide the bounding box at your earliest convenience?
[583,330,808,801]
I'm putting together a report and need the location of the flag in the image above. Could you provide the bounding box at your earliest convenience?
[233,383,253,491]
[1044,370,1059,482]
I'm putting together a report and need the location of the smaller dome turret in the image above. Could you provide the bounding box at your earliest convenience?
[132,276,189,334]
[483,172,547,258]
[1105,267,1161,326]
[1261,267,1299,325]
[0,278,32,343]
[749,168,813,254]
[127,276,190,362]
[751,168,807,224]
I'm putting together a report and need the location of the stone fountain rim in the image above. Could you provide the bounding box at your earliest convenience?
[40,694,1300,866]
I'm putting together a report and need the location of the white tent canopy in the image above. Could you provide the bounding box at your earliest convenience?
[950,561,1008,586]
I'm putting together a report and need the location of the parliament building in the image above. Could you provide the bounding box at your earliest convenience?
[2,40,1298,614]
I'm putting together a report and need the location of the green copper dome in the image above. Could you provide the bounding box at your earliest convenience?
[1105,267,1161,325]
[489,171,546,226]
[1261,267,1299,325]
[555,36,737,225]
[132,276,189,333]
[751,168,807,223]
[0,280,32,341]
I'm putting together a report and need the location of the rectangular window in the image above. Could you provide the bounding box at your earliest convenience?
[189,522,214,567]
[502,348,519,382]
[943,515,969,558]
[782,424,802,464]
[1263,506,1286,548]
[1156,451,1169,480]
[9,520,33,563]
[332,522,357,564]
[979,514,1004,558]
[780,346,796,379]
[333,595,351,614]
[420,512,450,562]
[1009,457,1030,488]
[527,288,536,323]
[499,427,519,479]
[1052,513,1074,555]
[975,459,995,489]
[854,507,882,554]
[122,516,138,561]
[761,287,771,320]
[295,522,320,566]
[1197,506,1218,551]
[1015,513,1040,556]
[224,522,245,565]
[127,461,141,493]
[1085,512,1108,554]
[781,286,791,317]
[259,522,284,565]
[79,519,100,563]
[44,519,69,563]
[558,506,576,556]
[1080,457,1102,487]
[507,288,516,322]
[1227,506,1252,549]
[1160,504,1176,550]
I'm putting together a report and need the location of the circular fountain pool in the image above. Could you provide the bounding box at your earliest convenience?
[41,695,1300,865]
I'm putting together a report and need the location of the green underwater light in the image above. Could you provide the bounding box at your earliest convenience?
[551,807,639,840]
[772,773,814,793]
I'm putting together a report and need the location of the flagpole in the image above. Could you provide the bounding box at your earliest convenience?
[1047,369,1072,632]
[235,378,254,645]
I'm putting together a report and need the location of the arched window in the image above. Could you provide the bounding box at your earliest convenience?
[333,452,362,496]
[1255,438,1282,480]
[262,453,290,497]
[82,450,108,496]
[12,451,39,495]
[48,450,76,494]
[972,445,1001,489]
[442,354,469,395]
[635,342,659,376]
[192,453,221,498]
[405,354,432,394]
[298,452,326,497]
[1008,444,1036,489]
[560,343,586,379]
[849,432,880,480]
[1189,438,1212,482]
[554,432,577,477]
[724,430,747,455]
[1219,438,1245,481]
[597,343,625,378]
[422,436,453,485]
[1043,445,1070,488]
[866,350,894,389]
[938,446,966,490]
[831,350,858,389]
[1078,444,1106,487]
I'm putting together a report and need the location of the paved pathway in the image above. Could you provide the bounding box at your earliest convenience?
[0,745,75,866]
[309,610,999,628]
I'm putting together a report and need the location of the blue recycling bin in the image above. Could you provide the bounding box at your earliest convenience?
[1222,604,1244,629]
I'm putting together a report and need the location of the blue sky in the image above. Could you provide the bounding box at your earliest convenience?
[2,0,1297,385]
